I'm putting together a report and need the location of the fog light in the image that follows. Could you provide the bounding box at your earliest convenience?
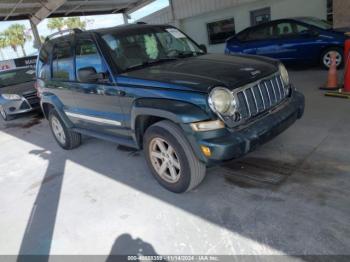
[201,146,212,157]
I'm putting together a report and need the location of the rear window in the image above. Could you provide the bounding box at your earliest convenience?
[0,68,35,88]
[52,41,74,81]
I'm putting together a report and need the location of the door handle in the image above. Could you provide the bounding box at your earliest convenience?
[105,88,126,96]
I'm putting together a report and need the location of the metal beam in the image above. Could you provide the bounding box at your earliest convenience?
[30,0,67,25]
[4,0,23,21]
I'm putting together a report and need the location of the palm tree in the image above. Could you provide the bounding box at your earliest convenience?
[65,17,86,30]
[4,24,30,57]
[47,18,65,33]
[0,34,8,60]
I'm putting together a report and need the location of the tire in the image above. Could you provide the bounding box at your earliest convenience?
[0,105,8,121]
[0,105,12,121]
[321,47,344,69]
[143,120,206,193]
[49,110,81,150]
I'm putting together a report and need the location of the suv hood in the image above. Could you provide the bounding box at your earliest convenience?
[119,54,278,93]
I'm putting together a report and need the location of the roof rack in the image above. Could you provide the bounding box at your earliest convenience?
[45,28,83,41]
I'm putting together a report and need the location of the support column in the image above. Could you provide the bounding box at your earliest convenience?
[30,19,41,49]
[169,0,180,28]
[122,13,129,25]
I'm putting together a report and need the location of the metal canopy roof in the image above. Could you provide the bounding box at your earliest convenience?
[0,0,153,22]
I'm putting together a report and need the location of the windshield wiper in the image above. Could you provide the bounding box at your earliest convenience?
[124,58,178,72]
[175,51,204,58]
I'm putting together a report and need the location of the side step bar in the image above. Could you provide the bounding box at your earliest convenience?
[72,128,138,149]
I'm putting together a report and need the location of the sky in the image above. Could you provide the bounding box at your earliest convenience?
[0,0,169,60]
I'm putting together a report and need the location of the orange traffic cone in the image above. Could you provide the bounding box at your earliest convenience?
[320,52,340,91]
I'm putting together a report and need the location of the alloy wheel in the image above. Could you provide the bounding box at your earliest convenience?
[149,137,181,184]
[51,116,66,145]
[323,51,342,68]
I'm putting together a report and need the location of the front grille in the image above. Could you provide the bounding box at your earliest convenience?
[226,74,289,127]
[23,91,40,107]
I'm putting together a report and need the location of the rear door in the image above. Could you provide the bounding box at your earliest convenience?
[68,34,126,137]
[48,39,77,110]
[271,21,319,62]
[238,23,279,57]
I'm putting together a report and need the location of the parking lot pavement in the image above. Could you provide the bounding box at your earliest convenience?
[0,69,349,257]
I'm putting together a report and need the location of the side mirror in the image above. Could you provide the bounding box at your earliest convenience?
[199,44,207,53]
[78,67,106,83]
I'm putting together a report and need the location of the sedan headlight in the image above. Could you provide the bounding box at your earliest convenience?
[208,87,236,116]
[279,64,290,86]
[1,94,21,100]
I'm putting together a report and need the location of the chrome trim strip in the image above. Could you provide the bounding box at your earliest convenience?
[257,84,266,110]
[242,90,251,117]
[279,75,286,97]
[264,82,272,107]
[65,111,122,126]
[270,79,277,103]
[250,86,259,113]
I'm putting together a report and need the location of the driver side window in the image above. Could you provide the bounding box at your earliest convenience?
[75,38,106,82]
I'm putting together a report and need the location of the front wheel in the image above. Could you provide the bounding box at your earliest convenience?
[0,106,11,121]
[143,120,206,193]
[321,48,344,69]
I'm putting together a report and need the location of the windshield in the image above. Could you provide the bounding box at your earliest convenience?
[298,17,332,30]
[101,27,205,72]
[0,68,35,88]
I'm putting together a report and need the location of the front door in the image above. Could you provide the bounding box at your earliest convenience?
[68,34,126,137]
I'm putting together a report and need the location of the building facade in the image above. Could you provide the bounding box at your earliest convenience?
[138,0,328,53]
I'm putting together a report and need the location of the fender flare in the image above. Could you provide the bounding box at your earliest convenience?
[40,93,74,128]
[131,98,211,130]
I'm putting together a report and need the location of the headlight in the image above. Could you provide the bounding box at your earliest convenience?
[1,94,21,100]
[279,64,290,86]
[208,87,236,116]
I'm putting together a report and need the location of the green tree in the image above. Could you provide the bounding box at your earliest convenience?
[65,17,86,30]
[47,18,65,33]
[0,34,8,60]
[4,24,30,57]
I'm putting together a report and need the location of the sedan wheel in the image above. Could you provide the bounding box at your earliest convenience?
[322,50,342,68]
[149,137,181,184]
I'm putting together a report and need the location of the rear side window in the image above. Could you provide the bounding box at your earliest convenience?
[275,22,294,37]
[52,42,74,81]
[75,38,104,77]
[246,25,274,41]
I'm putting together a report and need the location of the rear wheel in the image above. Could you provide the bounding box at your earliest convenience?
[49,110,81,150]
[143,120,206,193]
[321,47,343,69]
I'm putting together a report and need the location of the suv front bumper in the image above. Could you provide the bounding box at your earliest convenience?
[187,90,305,164]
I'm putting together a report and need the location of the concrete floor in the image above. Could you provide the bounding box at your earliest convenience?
[0,69,349,257]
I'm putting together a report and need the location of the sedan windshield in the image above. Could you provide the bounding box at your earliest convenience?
[101,27,204,72]
[0,68,35,88]
[298,17,332,30]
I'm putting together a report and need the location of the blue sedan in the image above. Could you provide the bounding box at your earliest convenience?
[225,17,348,68]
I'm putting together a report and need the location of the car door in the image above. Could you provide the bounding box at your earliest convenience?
[238,23,279,57]
[48,39,77,111]
[271,21,319,62]
[68,34,126,137]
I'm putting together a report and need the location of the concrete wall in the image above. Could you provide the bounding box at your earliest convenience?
[333,0,350,29]
[182,0,327,53]
[137,0,327,53]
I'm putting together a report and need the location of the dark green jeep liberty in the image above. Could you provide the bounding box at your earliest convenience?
[36,24,305,193]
